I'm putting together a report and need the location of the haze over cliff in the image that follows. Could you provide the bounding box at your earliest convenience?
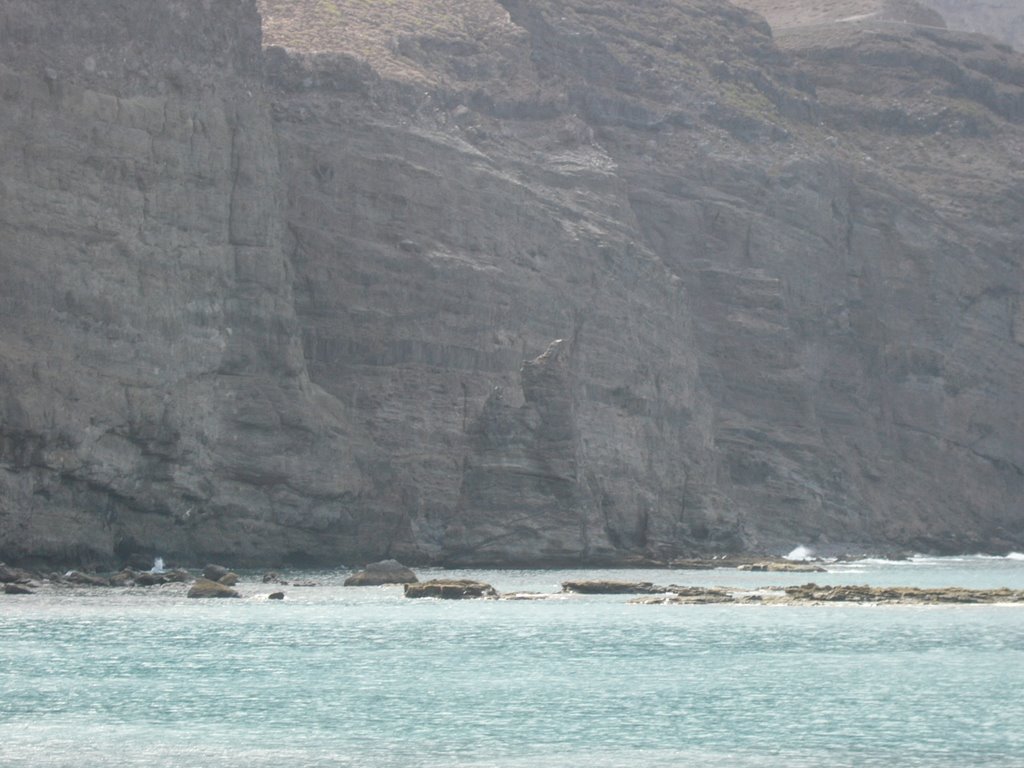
[1,0,1022,567]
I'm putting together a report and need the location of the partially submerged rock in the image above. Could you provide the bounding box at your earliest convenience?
[632,586,739,604]
[109,569,138,587]
[344,559,418,586]
[404,579,497,599]
[203,564,231,582]
[738,562,827,573]
[163,569,191,583]
[64,571,110,587]
[561,580,666,594]
[218,572,240,587]
[132,571,167,586]
[4,583,34,595]
[778,583,1024,605]
[108,567,192,587]
[670,556,827,571]
[268,591,285,600]
[187,578,241,598]
[629,582,1024,606]
[0,563,34,583]
[500,592,558,601]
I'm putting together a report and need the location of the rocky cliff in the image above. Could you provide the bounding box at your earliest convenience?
[1,0,1022,567]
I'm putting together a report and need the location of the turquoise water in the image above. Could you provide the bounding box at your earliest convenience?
[3,557,1024,767]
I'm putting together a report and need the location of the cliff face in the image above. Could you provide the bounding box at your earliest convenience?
[0,0,379,566]
[1,0,1022,567]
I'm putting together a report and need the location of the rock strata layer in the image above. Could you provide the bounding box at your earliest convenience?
[1,0,1023,567]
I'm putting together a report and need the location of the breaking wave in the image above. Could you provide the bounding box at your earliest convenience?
[784,545,815,561]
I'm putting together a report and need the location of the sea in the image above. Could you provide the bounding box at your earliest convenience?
[2,554,1024,768]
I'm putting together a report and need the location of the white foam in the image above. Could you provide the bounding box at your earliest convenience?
[1007,552,1024,561]
[150,557,165,574]
[785,545,814,561]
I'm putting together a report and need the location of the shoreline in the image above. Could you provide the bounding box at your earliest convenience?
[5,558,1024,606]
[6,547,1023,577]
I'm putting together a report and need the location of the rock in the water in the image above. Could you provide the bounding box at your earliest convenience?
[64,571,110,587]
[218,572,240,586]
[163,569,191,583]
[203,564,231,582]
[344,559,418,586]
[4,583,34,594]
[109,569,137,587]
[133,571,168,586]
[561,580,666,595]
[738,562,827,573]
[500,592,556,601]
[779,583,1024,605]
[0,563,33,583]
[630,583,1024,606]
[403,579,497,599]
[187,578,241,599]
[268,591,285,600]
[633,586,738,604]
[262,571,287,584]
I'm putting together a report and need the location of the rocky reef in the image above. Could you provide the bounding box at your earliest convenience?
[1,0,1022,568]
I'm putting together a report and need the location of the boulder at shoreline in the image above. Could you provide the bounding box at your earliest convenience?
[345,560,418,586]
[64,571,110,587]
[203,564,232,582]
[0,563,34,583]
[187,578,241,598]
[404,579,496,599]
[629,583,1024,606]
[562,580,666,594]
[738,562,827,573]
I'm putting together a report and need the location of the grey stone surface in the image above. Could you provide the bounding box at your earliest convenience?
[343,559,418,586]
[0,0,1022,567]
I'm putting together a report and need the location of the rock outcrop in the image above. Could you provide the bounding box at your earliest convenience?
[562,580,667,595]
[404,579,498,599]
[0,0,1022,567]
[0,563,33,583]
[737,562,827,572]
[780,583,1024,603]
[344,559,418,586]
[187,578,242,598]
[631,583,1024,604]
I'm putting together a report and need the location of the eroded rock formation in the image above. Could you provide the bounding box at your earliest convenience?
[0,0,1022,567]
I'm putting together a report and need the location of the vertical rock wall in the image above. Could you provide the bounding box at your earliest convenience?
[1,0,1022,566]
[0,1,374,566]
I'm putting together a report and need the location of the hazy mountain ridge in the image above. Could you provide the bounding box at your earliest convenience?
[0,0,1021,567]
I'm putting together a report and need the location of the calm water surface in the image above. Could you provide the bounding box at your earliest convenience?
[2,556,1024,767]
